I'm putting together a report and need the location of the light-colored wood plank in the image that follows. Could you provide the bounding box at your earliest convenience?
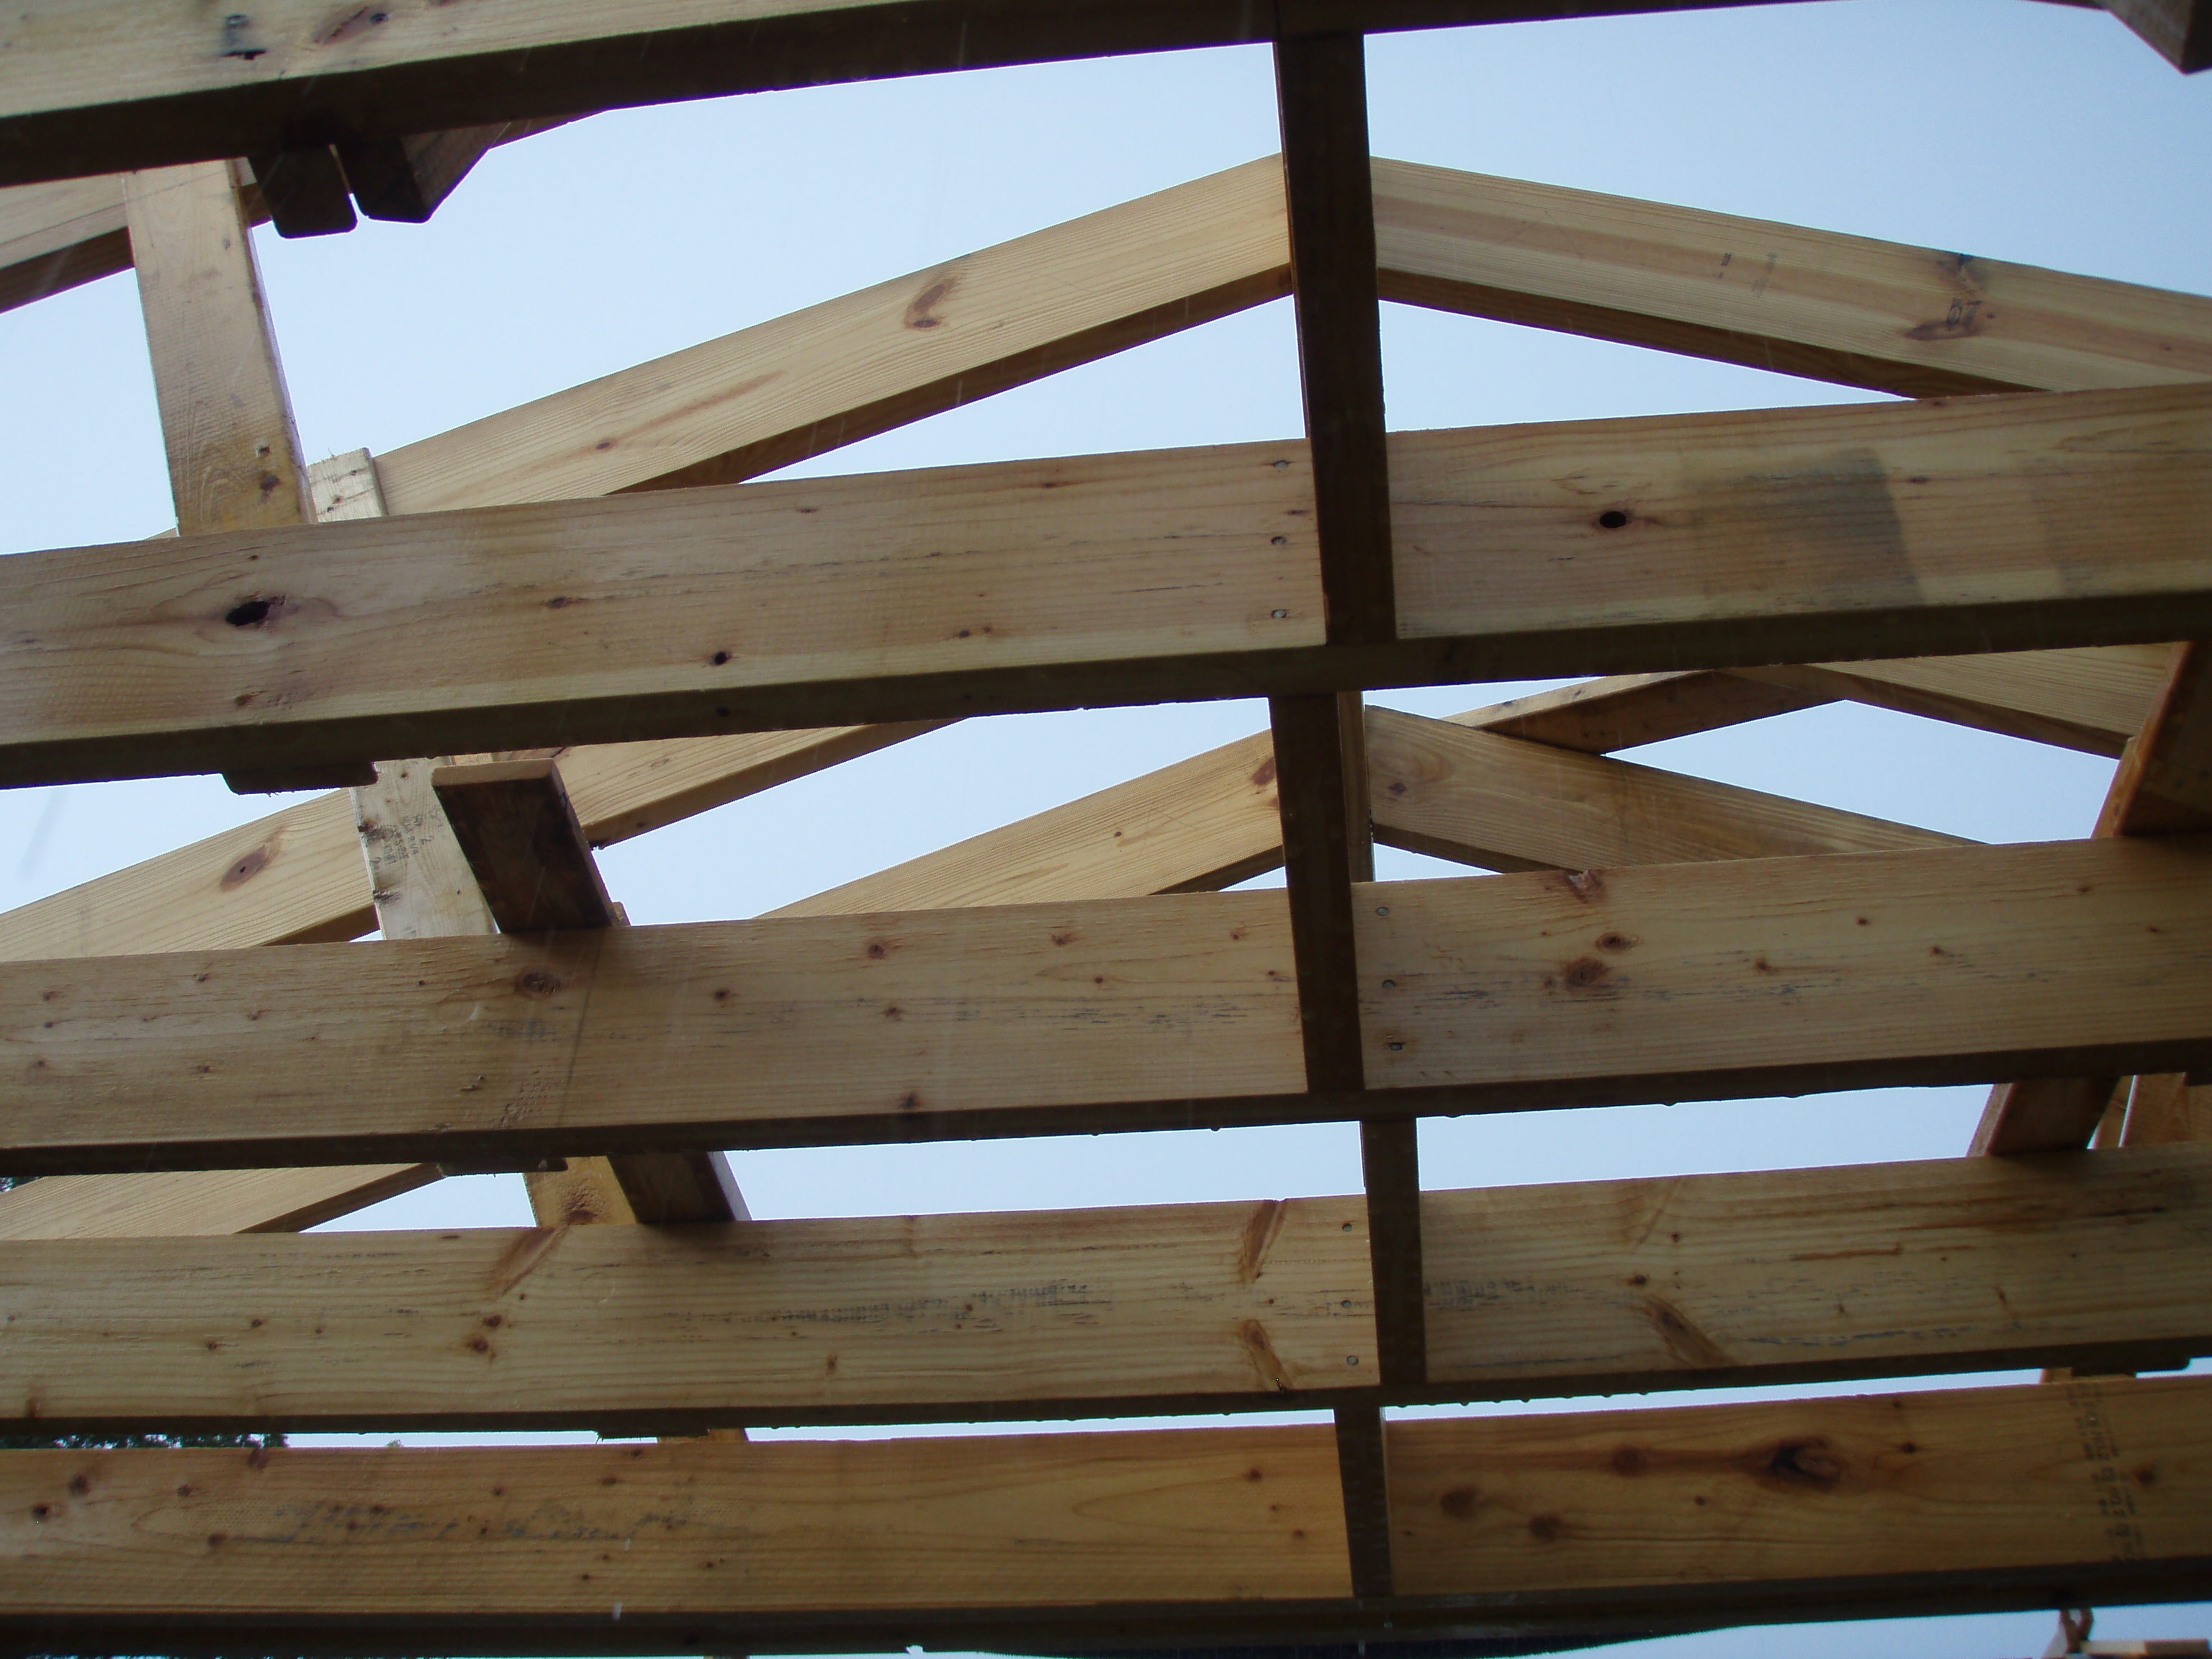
[2,1379,2206,1644]
[1358,835,2212,1112]
[120,159,309,536]
[0,887,1307,1174]
[1738,645,2175,758]
[7,1146,2211,1431]
[0,1424,1349,1624]
[1390,385,2212,664]
[1367,706,1964,873]
[376,158,1289,511]
[10,384,2212,790]
[775,732,1284,917]
[0,1196,1377,1429]
[14,838,2212,1172]
[1422,1142,2212,1395]
[1372,156,2212,397]
[2122,1073,2212,1145]
[1388,1376,2212,1606]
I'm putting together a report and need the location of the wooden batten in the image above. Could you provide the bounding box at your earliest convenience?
[8,839,2212,1174]
[3,385,2211,790]
[1,1377,2206,1652]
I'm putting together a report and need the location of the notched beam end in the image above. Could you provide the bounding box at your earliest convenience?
[224,761,378,793]
[248,148,356,238]
[431,757,618,933]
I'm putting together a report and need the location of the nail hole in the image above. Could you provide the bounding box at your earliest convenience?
[1380,979,1395,989]
[1270,536,1287,546]
[1388,1041,1404,1051]
[1375,905,1390,916]
[1270,608,1290,619]
[1596,510,1631,530]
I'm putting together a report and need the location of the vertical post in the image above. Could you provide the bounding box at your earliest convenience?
[122,158,313,536]
[1273,29,1419,1602]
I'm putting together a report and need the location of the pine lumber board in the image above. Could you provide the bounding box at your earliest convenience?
[4,1146,2209,1430]
[12,837,2212,1173]
[1368,706,1966,873]
[1455,670,1838,752]
[1386,1376,2212,1606]
[1739,644,2174,758]
[0,1424,1350,1626]
[0,887,1308,1174]
[1370,157,2212,399]
[1362,836,2212,1112]
[374,158,1290,511]
[1390,384,2212,665]
[2,1380,2208,1647]
[0,1195,1378,1431]
[1420,1143,2212,1395]
[10,383,2212,790]
[2123,1074,2212,1144]
[773,732,1285,917]
[121,158,310,536]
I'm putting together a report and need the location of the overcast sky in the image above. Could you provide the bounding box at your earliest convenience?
[1,2,2209,1654]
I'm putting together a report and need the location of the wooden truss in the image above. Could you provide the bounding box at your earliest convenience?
[0,1,2209,1652]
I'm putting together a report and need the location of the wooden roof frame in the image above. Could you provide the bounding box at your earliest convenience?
[0,1,2209,1651]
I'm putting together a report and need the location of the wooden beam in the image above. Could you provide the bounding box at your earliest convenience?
[1382,1375,2212,1613]
[1271,50,1424,1563]
[120,159,310,536]
[2098,0,2212,69]
[11,837,2212,1174]
[1370,156,2212,398]
[431,757,745,1225]
[433,759,620,934]
[1277,37,1392,647]
[1740,645,2174,759]
[1369,706,1966,873]
[4,1143,2208,1433]
[246,145,355,238]
[0,1,1791,191]
[2,1378,2207,1650]
[1974,641,2212,1154]
[8,384,2211,791]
